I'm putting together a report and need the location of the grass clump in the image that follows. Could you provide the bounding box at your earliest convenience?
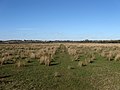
[78,61,83,67]
[67,65,74,69]
[54,72,61,77]
[16,60,26,68]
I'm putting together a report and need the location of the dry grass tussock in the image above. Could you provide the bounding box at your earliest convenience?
[0,43,59,67]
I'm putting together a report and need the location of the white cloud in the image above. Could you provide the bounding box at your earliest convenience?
[16,28,33,30]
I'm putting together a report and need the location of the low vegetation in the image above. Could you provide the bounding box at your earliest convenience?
[1,43,120,90]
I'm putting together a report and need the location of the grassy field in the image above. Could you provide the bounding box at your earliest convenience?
[1,43,120,90]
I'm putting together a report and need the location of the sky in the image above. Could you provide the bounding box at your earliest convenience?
[0,0,120,40]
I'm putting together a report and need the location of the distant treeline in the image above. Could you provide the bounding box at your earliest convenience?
[0,39,120,44]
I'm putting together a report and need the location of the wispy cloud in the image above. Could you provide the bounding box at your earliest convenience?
[16,28,34,30]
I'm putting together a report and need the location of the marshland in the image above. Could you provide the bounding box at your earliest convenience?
[1,43,120,90]
[1,0,120,89]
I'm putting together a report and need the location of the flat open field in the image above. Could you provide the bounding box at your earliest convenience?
[1,43,120,90]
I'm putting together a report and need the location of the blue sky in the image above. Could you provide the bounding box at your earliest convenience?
[0,0,120,40]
